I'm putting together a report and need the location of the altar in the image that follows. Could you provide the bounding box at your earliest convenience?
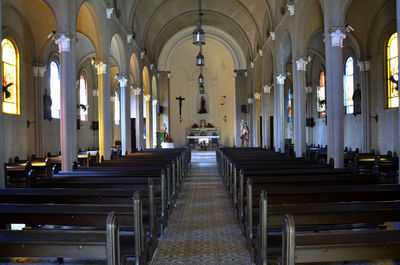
[186,127,221,146]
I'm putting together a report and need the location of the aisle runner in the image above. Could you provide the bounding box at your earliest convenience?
[151,159,252,265]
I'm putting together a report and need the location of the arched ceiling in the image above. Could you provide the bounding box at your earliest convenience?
[129,0,270,60]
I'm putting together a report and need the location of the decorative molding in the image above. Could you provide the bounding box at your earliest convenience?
[167,73,171,79]
[276,74,286,85]
[263,84,272,94]
[140,50,146,59]
[254,92,261,100]
[258,49,263,57]
[54,34,71,53]
[150,64,154,70]
[250,61,254,69]
[117,76,128,87]
[330,29,346,48]
[127,34,133,44]
[270,31,275,40]
[305,86,313,93]
[95,62,107,75]
[287,4,294,16]
[33,65,46,77]
[106,8,114,19]
[144,94,151,101]
[296,58,308,71]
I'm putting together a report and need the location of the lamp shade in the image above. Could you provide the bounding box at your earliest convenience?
[196,51,204,66]
[199,84,205,94]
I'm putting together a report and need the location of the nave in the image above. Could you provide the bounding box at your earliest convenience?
[151,151,251,265]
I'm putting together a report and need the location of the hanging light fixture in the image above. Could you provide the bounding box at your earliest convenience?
[193,0,205,46]
[198,67,204,84]
[196,47,205,66]
[199,84,205,94]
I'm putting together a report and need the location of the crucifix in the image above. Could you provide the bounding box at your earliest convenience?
[176,96,185,122]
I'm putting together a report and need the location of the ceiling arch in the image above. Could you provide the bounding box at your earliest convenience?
[158,26,247,71]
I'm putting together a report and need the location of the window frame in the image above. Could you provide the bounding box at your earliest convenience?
[2,38,20,115]
[343,56,354,115]
[385,32,399,109]
[317,71,326,118]
[49,59,61,119]
[79,74,88,122]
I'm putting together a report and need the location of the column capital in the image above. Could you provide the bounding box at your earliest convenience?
[127,33,133,44]
[330,28,346,48]
[270,31,275,40]
[106,8,114,19]
[33,65,46,77]
[254,92,261,100]
[152,99,158,105]
[305,86,313,93]
[357,60,370,72]
[287,4,294,16]
[116,76,128,87]
[263,84,272,93]
[247,97,254,104]
[132,87,142,96]
[144,94,151,101]
[276,74,286,85]
[54,34,71,53]
[95,62,107,75]
[296,57,308,71]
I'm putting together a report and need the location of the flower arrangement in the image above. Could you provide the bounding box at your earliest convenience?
[196,140,209,151]
[164,134,174,143]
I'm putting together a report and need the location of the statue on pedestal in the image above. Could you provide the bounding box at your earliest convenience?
[240,119,249,147]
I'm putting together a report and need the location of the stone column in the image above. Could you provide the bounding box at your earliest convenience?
[235,70,248,147]
[263,84,272,148]
[274,74,286,153]
[326,29,346,168]
[95,62,111,161]
[118,76,130,155]
[144,93,152,148]
[305,86,313,144]
[254,92,261,147]
[397,0,400,165]
[134,87,144,150]
[55,34,75,171]
[293,58,308,157]
[152,98,158,148]
[357,60,371,153]
[33,65,46,156]
[0,2,4,186]
[157,71,170,134]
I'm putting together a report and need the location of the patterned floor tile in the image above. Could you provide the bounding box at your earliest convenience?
[151,151,252,265]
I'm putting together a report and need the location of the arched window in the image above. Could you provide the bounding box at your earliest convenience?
[287,88,292,123]
[343,57,354,114]
[387,32,398,108]
[50,61,60,119]
[114,91,120,125]
[317,71,326,118]
[79,75,88,121]
[2,38,19,114]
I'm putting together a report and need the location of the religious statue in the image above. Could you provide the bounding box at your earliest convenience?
[240,119,249,147]
[160,123,167,133]
[198,96,207,114]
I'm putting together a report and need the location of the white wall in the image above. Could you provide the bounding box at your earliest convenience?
[169,39,235,147]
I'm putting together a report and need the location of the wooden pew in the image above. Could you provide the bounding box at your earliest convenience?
[0,211,121,265]
[0,193,145,265]
[281,214,400,265]
[256,194,400,265]
[4,161,32,188]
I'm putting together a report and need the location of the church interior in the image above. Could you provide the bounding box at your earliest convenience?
[1,0,400,264]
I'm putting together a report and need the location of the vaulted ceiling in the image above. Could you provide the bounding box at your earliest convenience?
[127,0,271,61]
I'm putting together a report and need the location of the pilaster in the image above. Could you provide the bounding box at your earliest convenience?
[275,74,286,153]
[33,64,46,157]
[117,76,130,155]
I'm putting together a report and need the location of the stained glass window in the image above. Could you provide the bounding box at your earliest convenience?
[114,91,120,125]
[50,61,60,119]
[317,72,326,118]
[343,57,354,114]
[2,38,19,114]
[287,88,292,123]
[387,32,398,108]
[79,75,88,121]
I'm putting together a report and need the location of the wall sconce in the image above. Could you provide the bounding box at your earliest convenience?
[370,114,378,123]
[220,96,226,105]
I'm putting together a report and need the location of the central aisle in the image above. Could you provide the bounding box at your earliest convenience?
[151,151,252,265]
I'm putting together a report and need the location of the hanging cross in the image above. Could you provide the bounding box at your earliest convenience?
[176,96,185,122]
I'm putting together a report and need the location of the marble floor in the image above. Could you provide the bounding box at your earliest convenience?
[151,150,252,265]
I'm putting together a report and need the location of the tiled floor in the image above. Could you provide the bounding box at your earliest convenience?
[151,151,252,265]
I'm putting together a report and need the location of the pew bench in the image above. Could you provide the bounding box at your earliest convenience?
[282,214,400,265]
[4,161,32,188]
[0,211,120,265]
